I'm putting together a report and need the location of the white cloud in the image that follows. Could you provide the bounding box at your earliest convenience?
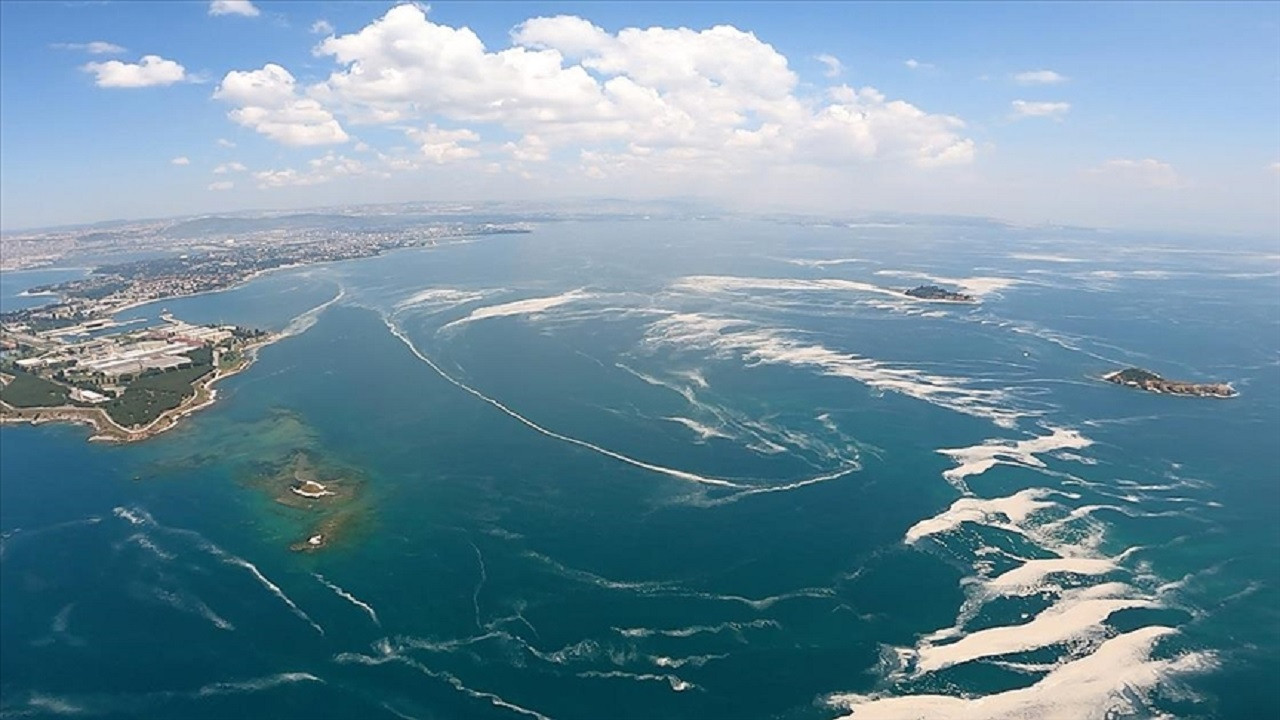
[504,134,551,163]
[815,53,843,78]
[407,124,481,164]
[213,161,247,174]
[904,58,934,70]
[255,153,379,188]
[311,19,335,35]
[208,181,235,191]
[216,138,236,148]
[298,5,973,173]
[1089,158,1183,188]
[208,0,259,17]
[1014,69,1068,85]
[214,64,349,146]
[53,41,126,55]
[1011,100,1070,119]
[171,156,190,165]
[82,55,186,88]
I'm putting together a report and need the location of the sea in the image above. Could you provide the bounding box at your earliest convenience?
[1,217,1276,719]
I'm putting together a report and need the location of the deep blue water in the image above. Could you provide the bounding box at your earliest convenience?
[1,219,1277,719]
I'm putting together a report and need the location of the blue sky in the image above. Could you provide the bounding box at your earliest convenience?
[1,1,1277,235]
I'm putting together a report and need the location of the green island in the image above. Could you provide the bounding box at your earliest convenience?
[251,452,364,553]
[0,314,274,441]
[904,284,977,303]
[1102,367,1236,398]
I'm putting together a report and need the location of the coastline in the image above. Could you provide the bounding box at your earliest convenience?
[0,333,279,443]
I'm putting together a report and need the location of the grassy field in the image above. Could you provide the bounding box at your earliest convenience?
[0,370,71,407]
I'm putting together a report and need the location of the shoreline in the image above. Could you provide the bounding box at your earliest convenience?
[0,333,279,443]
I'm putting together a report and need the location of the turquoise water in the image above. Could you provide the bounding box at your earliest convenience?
[1,219,1276,718]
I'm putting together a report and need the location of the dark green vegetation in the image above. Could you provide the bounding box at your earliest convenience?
[905,284,976,302]
[0,369,71,407]
[1110,367,1161,384]
[1104,367,1236,398]
[102,350,213,427]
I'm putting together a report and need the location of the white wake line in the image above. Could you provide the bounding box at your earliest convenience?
[114,506,323,635]
[386,317,859,498]
[314,573,380,626]
[279,286,346,339]
[384,318,740,489]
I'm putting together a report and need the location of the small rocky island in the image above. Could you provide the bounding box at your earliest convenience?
[257,452,362,552]
[1103,367,1236,398]
[904,285,976,303]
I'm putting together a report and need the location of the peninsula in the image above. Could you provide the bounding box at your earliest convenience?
[0,315,274,441]
[904,284,976,303]
[1102,367,1236,398]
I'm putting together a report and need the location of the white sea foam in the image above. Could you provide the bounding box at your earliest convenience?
[614,619,779,639]
[120,532,175,561]
[113,506,154,526]
[25,693,86,715]
[279,286,345,338]
[395,287,489,311]
[650,654,726,668]
[673,274,907,299]
[663,416,732,441]
[1008,252,1088,264]
[676,586,836,611]
[123,506,324,636]
[983,557,1120,596]
[470,541,487,630]
[874,270,1021,297]
[674,368,709,389]
[784,257,867,267]
[524,550,675,592]
[363,650,553,720]
[938,428,1093,492]
[578,670,696,692]
[220,556,323,635]
[440,289,592,331]
[904,488,1060,545]
[830,626,1211,720]
[908,583,1153,674]
[645,313,1028,428]
[149,588,235,631]
[195,672,322,697]
[313,573,380,626]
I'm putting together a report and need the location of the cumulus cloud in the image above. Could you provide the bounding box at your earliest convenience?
[1089,158,1183,188]
[293,5,974,173]
[904,58,934,70]
[208,181,235,191]
[214,64,349,146]
[208,0,259,17]
[53,41,126,55]
[407,124,481,164]
[311,19,335,35]
[82,55,186,88]
[171,156,190,165]
[1011,100,1070,119]
[216,138,236,148]
[1014,69,1067,85]
[504,134,550,163]
[254,153,378,188]
[815,53,844,78]
[213,161,247,173]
